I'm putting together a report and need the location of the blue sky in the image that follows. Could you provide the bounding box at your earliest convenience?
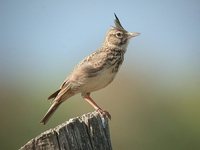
[1,0,200,86]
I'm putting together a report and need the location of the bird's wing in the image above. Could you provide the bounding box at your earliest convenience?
[48,78,70,100]
[48,89,61,100]
[75,51,109,76]
[52,80,74,103]
[80,62,105,78]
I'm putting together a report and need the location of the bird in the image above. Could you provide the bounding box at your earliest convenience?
[40,14,140,125]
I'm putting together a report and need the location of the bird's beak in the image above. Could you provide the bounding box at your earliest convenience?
[127,32,140,39]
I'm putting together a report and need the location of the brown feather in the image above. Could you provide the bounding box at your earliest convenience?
[41,84,74,124]
[40,101,61,125]
[48,89,61,100]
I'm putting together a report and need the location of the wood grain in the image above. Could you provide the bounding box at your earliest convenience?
[19,111,112,150]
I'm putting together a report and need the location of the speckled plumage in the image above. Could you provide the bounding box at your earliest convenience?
[40,14,140,124]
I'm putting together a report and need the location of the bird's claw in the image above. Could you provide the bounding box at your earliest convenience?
[96,109,111,120]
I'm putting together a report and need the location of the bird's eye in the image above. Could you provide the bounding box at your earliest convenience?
[116,32,123,38]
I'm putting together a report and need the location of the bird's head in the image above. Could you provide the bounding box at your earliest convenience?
[104,14,140,49]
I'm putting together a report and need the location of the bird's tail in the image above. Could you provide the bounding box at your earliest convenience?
[40,101,62,125]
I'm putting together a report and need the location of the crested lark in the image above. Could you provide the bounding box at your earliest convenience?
[41,14,140,124]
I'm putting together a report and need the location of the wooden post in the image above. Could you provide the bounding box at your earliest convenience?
[19,111,112,150]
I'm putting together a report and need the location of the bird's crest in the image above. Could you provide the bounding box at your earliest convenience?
[114,13,125,30]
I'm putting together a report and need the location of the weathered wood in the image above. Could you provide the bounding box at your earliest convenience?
[19,111,112,150]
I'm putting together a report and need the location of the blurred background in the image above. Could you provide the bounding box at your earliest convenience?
[1,0,200,149]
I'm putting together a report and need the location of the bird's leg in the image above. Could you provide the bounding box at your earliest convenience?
[83,93,111,120]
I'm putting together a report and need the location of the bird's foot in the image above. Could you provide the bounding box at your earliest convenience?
[96,108,111,120]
